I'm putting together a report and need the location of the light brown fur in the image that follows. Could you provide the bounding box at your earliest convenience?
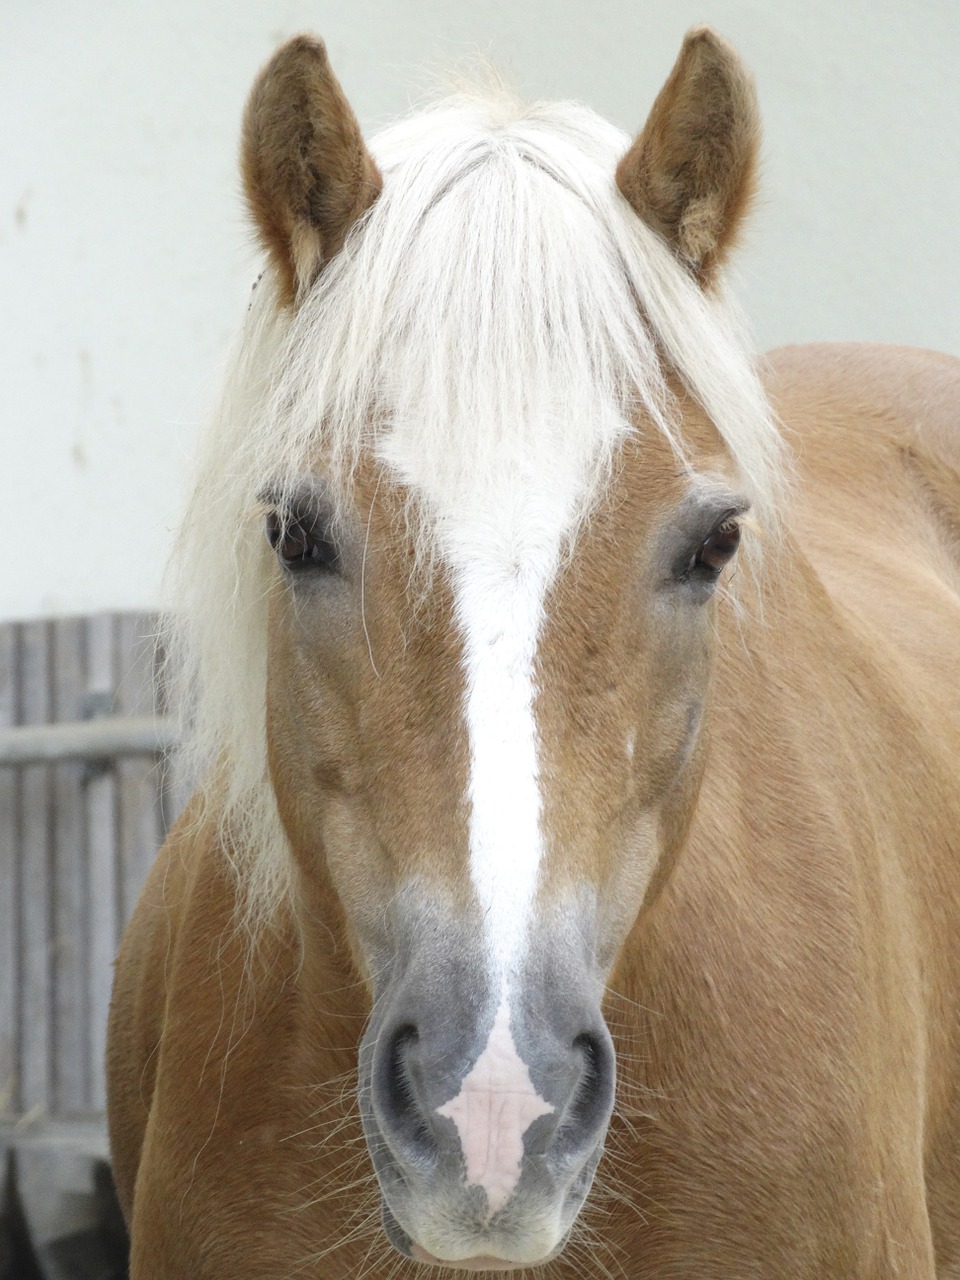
[109,28,960,1279]
[241,36,381,306]
[616,28,760,283]
[109,344,960,1277]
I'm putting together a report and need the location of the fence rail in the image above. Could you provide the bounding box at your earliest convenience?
[0,716,177,768]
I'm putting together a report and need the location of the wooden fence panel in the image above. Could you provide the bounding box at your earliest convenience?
[0,612,179,1128]
[84,615,119,1117]
[20,620,53,1119]
[52,617,89,1115]
[0,624,18,1120]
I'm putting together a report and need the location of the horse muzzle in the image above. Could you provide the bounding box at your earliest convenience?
[358,954,615,1267]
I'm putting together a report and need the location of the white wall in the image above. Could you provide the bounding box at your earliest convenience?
[2,0,958,622]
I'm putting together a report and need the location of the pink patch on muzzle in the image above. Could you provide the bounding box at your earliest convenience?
[436,999,554,1215]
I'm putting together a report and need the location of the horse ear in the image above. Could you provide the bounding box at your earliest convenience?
[616,28,759,286]
[241,36,382,306]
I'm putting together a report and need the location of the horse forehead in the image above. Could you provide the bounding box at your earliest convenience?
[381,445,668,886]
[347,425,691,704]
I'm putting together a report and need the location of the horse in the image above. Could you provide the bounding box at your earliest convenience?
[106,27,960,1278]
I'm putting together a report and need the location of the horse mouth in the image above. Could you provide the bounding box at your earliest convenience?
[409,1243,557,1270]
[382,1194,567,1271]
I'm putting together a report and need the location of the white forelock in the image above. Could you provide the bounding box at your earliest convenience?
[162,80,786,932]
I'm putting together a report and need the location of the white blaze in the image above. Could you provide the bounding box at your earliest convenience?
[436,508,562,1211]
[436,998,554,1216]
[378,430,587,980]
[456,549,549,982]
[377,403,617,1213]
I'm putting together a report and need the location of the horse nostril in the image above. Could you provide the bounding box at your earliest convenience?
[568,1031,614,1133]
[385,1023,418,1113]
[380,1024,437,1156]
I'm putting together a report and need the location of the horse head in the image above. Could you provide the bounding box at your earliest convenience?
[207,28,779,1269]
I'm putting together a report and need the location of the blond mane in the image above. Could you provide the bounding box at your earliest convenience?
[162,82,786,933]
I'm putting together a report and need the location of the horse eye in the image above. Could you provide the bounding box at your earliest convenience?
[265,509,340,573]
[694,517,741,574]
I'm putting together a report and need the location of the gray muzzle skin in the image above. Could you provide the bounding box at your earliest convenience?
[357,923,615,1267]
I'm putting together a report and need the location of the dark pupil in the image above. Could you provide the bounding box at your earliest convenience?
[696,519,741,573]
[266,510,339,572]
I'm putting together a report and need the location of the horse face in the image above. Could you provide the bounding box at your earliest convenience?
[263,417,746,1266]
[246,26,760,1272]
